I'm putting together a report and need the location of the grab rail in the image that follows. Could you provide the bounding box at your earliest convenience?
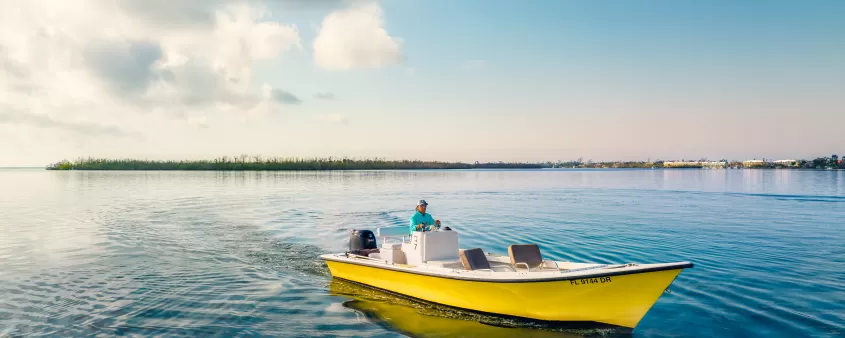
[470,265,517,273]
[514,259,559,272]
[346,252,388,264]
[558,264,638,273]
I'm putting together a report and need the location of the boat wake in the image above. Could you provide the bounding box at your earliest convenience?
[244,241,330,277]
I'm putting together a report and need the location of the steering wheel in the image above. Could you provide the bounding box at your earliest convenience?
[427,224,444,232]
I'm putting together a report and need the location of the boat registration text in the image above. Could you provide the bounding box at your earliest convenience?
[570,276,612,286]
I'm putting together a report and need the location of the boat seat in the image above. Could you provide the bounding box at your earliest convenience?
[508,244,559,271]
[459,248,492,271]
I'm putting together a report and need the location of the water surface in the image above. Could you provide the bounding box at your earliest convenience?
[1,168,843,337]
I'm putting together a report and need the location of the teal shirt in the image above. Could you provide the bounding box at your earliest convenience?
[409,211,436,233]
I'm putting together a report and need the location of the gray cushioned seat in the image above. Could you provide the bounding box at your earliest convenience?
[459,248,491,271]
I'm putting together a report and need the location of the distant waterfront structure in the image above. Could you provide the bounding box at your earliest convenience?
[774,159,797,166]
[742,160,767,168]
[663,161,726,168]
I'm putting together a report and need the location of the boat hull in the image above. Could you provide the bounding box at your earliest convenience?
[325,260,683,328]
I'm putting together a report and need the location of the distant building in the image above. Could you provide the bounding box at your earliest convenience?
[743,160,767,168]
[774,159,797,166]
[664,161,696,168]
[664,161,726,168]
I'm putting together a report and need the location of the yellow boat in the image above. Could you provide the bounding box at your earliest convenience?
[321,227,693,330]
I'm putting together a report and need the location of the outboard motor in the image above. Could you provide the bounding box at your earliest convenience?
[349,229,379,256]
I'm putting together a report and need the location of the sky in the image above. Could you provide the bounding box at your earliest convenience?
[1,0,843,166]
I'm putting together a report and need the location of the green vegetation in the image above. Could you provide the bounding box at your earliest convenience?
[724,155,843,169]
[45,154,845,171]
[552,159,664,169]
[807,155,844,169]
[45,157,545,171]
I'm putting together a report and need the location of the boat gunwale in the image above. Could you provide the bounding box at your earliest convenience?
[321,254,693,283]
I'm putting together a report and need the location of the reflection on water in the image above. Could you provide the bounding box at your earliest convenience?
[0,169,843,337]
[327,278,626,338]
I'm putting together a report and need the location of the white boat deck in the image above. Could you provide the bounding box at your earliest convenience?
[327,227,692,282]
[322,251,692,282]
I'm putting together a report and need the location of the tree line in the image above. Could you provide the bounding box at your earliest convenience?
[45,157,545,171]
[44,155,844,171]
[729,155,843,169]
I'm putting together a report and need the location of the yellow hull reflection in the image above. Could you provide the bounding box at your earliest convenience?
[326,260,682,328]
[329,278,595,337]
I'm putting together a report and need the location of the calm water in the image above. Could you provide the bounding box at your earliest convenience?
[1,168,843,337]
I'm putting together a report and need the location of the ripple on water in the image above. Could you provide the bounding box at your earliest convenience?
[0,169,843,337]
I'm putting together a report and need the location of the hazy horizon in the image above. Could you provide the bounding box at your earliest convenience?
[2,0,843,166]
[4,153,841,168]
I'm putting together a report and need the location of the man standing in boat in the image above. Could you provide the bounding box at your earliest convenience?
[410,200,440,233]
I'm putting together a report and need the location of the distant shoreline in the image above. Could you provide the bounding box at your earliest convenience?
[42,156,844,171]
[44,157,545,171]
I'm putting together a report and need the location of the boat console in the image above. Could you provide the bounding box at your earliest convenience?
[351,226,459,267]
[401,230,459,266]
[350,226,570,272]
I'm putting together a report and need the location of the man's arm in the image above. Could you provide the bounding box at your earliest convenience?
[410,215,426,232]
[409,215,417,233]
[425,214,438,230]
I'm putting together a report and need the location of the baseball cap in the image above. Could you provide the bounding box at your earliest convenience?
[417,200,428,206]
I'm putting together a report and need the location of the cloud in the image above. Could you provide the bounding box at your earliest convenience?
[115,0,346,26]
[313,2,403,70]
[113,0,224,27]
[270,89,303,104]
[274,0,347,11]
[186,115,210,128]
[315,92,335,100]
[259,84,302,106]
[0,108,136,137]
[317,113,348,125]
[1,50,30,79]
[0,0,303,140]
[82,39,163,94]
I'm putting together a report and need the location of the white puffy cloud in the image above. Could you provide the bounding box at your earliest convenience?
[313,2,403,70]
[0,0,303,138]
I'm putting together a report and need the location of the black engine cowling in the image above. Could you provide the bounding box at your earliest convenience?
[349,229,378,253]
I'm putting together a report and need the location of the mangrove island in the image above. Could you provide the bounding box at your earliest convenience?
[45,155,844,171]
